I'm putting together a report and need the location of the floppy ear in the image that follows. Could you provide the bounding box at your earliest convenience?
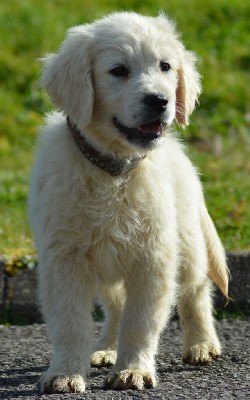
[176,49,201,127]
[41,25,94,128]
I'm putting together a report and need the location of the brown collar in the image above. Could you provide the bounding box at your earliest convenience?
[66,116,145,176]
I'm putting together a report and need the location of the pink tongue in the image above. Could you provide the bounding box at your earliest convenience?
[138,122,161,134]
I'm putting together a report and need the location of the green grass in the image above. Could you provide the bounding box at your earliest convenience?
[189,137,250,250]
[0,0,249,255]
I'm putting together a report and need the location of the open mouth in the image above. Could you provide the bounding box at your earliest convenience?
[113,117,163,147]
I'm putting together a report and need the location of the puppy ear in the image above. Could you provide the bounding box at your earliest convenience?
[176,50,201,127]
[41,26,94,128]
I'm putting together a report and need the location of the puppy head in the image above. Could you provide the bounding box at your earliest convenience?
[42,13,201,152]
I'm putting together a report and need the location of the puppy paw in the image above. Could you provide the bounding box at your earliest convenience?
[104,369,155,390]
[38,373,86,394]
[91,350,117,367]
[183,342,221,365]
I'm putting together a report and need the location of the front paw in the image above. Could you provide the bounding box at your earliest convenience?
[183,341,221,365]
[104,369,155,390]
[38,373,86,394]
[91,350,117,367]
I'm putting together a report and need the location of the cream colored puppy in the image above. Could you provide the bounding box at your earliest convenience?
[29,12,229,393]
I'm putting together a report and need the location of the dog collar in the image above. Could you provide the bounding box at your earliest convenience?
[66,116,145,176]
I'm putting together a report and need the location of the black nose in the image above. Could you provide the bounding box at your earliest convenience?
[143,94,168,112]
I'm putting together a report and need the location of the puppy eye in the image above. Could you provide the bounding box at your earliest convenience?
[109,65,130,77]
[160,61,171,72]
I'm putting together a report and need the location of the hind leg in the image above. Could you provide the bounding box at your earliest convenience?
[91,282,125,367]
[178,232,221,364]
[178,279,221,364]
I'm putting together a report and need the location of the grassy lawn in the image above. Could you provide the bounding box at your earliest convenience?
[0,0,249,257]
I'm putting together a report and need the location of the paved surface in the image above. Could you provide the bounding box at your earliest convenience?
[0,320,249,399]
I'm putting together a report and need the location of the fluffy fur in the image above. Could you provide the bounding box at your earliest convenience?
[28,12,229,393]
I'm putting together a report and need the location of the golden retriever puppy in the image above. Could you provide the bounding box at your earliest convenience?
[28,12,229,393]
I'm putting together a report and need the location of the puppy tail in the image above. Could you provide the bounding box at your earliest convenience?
[200,202,230,303]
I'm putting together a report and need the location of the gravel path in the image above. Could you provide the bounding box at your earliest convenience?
[0,320,249,399]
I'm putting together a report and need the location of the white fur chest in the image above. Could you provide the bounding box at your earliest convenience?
[76,157,178,281]
[29,125,178,281]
